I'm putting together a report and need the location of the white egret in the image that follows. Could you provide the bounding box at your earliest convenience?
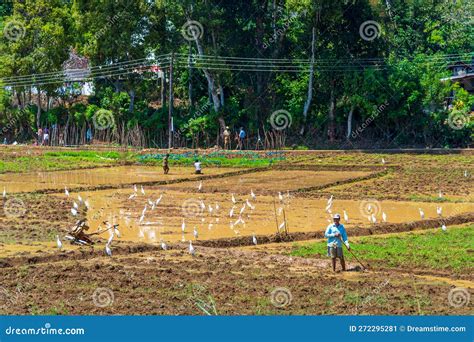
[133,184,138,192]
[371,213,377,224]
[382,158,386,164]
[441,224,447,231]
[215,202,220,211]
[229,206,235,218]
[231,193,236,204]
[64,187,69,197]
[161,241,167,250]
[239,204,246,215]
[182,219,186,233]
[279,221,286,230]
[327,195,333,205]
[251,190,256,200]
[198,181,203,191]
[73,201,79,209]
[419,208,425,220]
[278,192,283,202]
[148,199,154,206]
[105,243,112,257]
[277,207,283,216]
[343,210,349,222]
[155,195,163,205]
[189,240,195,256]
[56,235,62,250]
[208,223,213,230]
[128,193,137,200]
[252,234,257,245]
[438,190,443,198]
[84,200,90,209]
[208,205,213,214]
[71,208,78,216]
[382,212,387,222]
[246,199,255,210]
[200,200,205,210]
[140,185,145,195]
[437,207,442,216]
[77,194,83,203]
[193,227,198,238]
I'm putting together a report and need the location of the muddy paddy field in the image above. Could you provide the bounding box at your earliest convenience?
[0,147,473,315]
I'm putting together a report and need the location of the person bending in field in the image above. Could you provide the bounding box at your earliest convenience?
[163,153,170,174]
[325,213,350,272]
[194,159,202,174]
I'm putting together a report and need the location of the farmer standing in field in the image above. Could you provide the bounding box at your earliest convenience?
[163,153,170,174]
[325,213,350,272]
[223,126,231,150]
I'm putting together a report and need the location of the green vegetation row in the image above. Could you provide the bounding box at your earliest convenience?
[291,225,474,273]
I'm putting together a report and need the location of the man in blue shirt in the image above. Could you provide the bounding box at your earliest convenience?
[325,213,350,272]
[238,127,246,150]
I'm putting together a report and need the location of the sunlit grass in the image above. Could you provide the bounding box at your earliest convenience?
[291,225,474,273]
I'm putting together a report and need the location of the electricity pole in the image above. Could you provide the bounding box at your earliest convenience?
[168,53,174,149]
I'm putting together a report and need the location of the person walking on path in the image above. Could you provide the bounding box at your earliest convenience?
[238,127,246,150]
[324,213,350,272]
[223,126,231,150]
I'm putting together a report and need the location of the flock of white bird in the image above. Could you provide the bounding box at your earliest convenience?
[50,163,468,256]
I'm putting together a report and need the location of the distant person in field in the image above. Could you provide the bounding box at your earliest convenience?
[86,127,93,144]
[43,127,49,145]
[325,213,350,272]
[163,153,170,174]
[223,126,231,149]
[238,127,246,150]
[194,159,202,174]
[37,127,43,146]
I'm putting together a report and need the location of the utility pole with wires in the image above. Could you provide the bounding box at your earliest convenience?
[168,52,174,149]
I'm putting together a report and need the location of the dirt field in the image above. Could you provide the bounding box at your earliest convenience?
[0,147,473,315]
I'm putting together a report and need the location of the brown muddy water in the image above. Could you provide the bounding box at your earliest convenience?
[68,187,473,245]
[0,166,238,193]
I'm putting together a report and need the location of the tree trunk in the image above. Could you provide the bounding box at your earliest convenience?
[129,89,135,113]
[346,105,354,140]
[300,26,316,136]
[328,80,336,142]
[194,35,221,113]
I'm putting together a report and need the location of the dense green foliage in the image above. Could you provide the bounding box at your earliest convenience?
[0,0,472,148]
